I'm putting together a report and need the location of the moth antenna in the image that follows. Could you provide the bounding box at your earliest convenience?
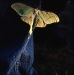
[39,0,42,9]
[35,0,42,9]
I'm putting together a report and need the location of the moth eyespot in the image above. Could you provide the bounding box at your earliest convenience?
[46,12,48,14]
[30,16,32,18]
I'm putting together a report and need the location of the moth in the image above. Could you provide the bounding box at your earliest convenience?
[11,3,60,38]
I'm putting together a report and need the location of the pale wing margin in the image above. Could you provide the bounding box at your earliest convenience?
[38,10,60,24]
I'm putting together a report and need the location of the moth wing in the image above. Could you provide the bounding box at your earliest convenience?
[11,3,34,16]
[21,14,46,28]
[36,14,46,27]
[38,11,60,24]
[21,14,34,26]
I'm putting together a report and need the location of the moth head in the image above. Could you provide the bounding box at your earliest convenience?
[34,4,41,10]
[35,9,40,14]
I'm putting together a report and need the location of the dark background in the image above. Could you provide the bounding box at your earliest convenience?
[0,0,73,75]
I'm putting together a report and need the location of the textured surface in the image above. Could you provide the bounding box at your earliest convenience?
[0,0,37,75]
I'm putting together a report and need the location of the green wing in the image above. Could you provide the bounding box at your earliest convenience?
[11,3,34,16]
[38,10,60,24]
[11,3,35,26]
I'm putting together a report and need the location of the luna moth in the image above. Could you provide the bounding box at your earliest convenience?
[11,3,60,38]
